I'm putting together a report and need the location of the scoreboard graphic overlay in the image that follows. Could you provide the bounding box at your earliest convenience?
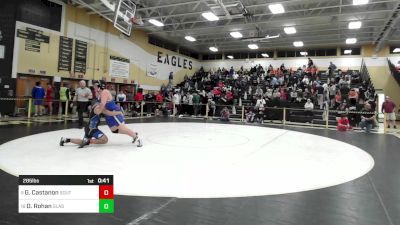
[18,175,113,213]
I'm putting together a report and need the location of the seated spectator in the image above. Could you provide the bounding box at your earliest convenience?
[226,90,233,104]
[296,89,303,102]
[335,91,342,106]
[337,114,353,131]
[255,86,263,97]
[348,88,358,106]
[359,103,375,133]
[246,110,256,123]
[304,99,314,116]
[220,107,230,121]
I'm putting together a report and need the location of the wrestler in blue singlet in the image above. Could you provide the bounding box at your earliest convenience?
[104,100,125,128]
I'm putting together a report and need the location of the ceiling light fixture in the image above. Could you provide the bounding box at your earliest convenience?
[346,38,357,44]
[284,27,296,34]
[300,51,308,56]
[348,21,362,29]
[261,53,269,58]
[248,44,259,50]
[353,0,369,5]
[344,50,352,54]
[209,46,218,52]
[230,32,243,38]
[293,41,304,47]
[185,36,196,42]
[268,4,285,14]
[148,19,164,27]
[202,12,219,21]
[227,55,234,59]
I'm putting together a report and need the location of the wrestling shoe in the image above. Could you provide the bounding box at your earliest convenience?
[132,132,139,143]
[137,138,143,147]
[78,138,90,148]
[59,137,66,146]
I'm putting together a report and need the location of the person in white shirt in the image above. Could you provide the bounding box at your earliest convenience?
[302,75,310,85]
[255,86,263,97]
[74,80,93,128]
[304,99,314,110]
[117,90,127,113]
[173,91,181,116]
[304,99,314,117]
[117,90,126,102]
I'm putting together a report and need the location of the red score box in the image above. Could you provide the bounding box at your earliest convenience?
[99,185,114,199]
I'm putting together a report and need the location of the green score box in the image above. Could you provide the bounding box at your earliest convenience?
[99,199,114,213]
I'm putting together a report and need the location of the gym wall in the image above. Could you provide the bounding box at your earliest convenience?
[12,4,201,90]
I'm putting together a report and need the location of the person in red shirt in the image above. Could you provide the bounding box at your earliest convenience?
[133,90,144,115]
[154,92,164,116]
[213,88,222,98]
[134,91,144,101]
[45,83,53,115]
[337,114,353,131]
[155,92,163,102]
[226,90,233,104]
[381,96,397,129]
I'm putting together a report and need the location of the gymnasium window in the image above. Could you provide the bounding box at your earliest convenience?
[390,46,400,55]
[340,48,361,56]
[326,49,337,56]
[256,51,273,58]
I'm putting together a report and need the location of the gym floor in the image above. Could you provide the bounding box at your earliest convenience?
[0,118,399,225]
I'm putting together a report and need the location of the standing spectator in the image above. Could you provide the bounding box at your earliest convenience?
[255,96,266,123]
[155,91,164,116]
[117,90,127,112]
[59,82,69,115]
[316,84,324,109]
[31,81,45,116]
[155,92,163,103]
[381,96,397,129]
[109,86,116,101]
[134,89,144,101]
[45,83,54,115]
[168,72,174,86]
[187,92,194,115]
[74,80,92,128]
[69,84,76,115]
[173,91,181,116]
[328,62,337,78]
[359,103,375,133]
[307,58,314,68]
[207,98,216,117]
[329,84,336,107]
[117,90,127,102]
[133,89,144,115]
[193,91,200,116]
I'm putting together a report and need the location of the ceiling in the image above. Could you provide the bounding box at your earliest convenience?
[71,0,400,54]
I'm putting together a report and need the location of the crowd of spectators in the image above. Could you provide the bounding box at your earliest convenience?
[134,58,376,125]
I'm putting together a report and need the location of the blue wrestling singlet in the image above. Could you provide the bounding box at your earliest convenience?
[104,100,125,128]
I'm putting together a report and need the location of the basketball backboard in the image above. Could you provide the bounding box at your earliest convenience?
[113,0,136,36]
